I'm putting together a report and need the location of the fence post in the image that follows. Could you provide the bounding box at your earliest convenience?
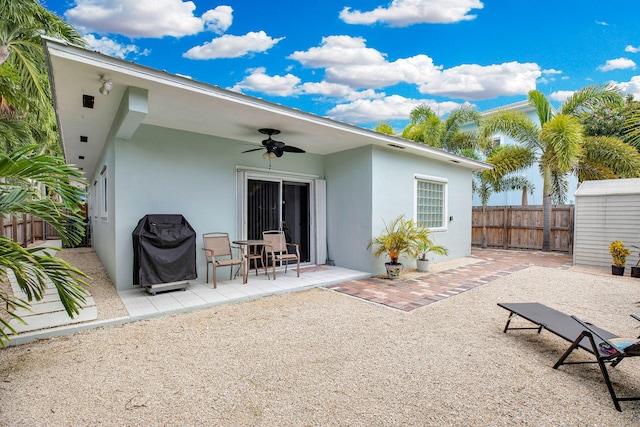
[12,216,18,244]
[22,214,28,247]
[503,206,509,249]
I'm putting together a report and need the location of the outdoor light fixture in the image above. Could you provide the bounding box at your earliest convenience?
[99,75,113,96]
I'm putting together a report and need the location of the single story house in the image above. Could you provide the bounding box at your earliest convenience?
[43,37,491,291]
[573,178,640,269]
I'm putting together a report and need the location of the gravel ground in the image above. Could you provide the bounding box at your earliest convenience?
[0,249,640,426]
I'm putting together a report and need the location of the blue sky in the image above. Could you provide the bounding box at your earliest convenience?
[46,0,640,131]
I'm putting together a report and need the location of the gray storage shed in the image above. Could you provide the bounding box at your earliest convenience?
[573,178,640,269]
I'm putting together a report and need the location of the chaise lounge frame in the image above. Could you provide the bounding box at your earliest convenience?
[498,302,640,412]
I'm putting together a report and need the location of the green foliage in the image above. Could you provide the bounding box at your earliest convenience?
[368,215,442,266]
[580,95,640,142]
[0,147,89,345]
[401,104,481,154]
[0,0,85,156]
[373,122,395,135]
[481,84,640,252]
[609,240,631,267]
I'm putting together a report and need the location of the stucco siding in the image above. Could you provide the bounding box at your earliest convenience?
[111,124,325,290]
[87,136,117,285]
[325,146,373,273]
[370,146,473,275]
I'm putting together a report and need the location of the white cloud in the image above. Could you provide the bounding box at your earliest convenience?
[83,34,149,59]
[183,31,284,59]
[230,68,301,96]
[598,58,636,72]
[595,21,609,26]
[288,35,537,100]
[340,0,484,27]
[550,90,574,103]
[326,94,467,124]
[288,36,387,67]
[542,69,562,75]
[65,0,233,38]
[615,75,640,100]
[625,45,640,53]
[202,6,234,34]
[325,55,441,88]
[418,62,541,100]
[299,82,383,101]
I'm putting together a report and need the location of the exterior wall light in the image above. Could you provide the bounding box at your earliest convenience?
[99,75,113,95]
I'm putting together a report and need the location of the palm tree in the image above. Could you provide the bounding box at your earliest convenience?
[0,147,89,345]
[0,0,84,155]
[0,1,84,108]
[471,145,536,248]
[373,122,395,135]
[482,84,640,251]
[402,104,481,154]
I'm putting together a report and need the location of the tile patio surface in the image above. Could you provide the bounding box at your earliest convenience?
[327,248,576,312]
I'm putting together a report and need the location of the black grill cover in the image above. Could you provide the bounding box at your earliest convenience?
[132,214,197,286]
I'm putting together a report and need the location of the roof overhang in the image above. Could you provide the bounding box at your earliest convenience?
[43,37,491,178]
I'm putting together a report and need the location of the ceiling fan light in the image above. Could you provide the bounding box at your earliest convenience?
[262,151,277,160]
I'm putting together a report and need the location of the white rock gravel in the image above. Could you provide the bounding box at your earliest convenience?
[0,249,639,426]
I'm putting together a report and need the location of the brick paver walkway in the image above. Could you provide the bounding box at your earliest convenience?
[326,248,574,312]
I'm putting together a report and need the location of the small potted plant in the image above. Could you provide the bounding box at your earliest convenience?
[411,237,449,273]
[368,215,432,279]
[609,240,631,276]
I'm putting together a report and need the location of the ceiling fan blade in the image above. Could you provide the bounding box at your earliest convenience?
[242,147,264,153]
[282,145,305,153]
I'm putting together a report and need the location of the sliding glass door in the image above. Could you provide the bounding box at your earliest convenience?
[247,178,310,262]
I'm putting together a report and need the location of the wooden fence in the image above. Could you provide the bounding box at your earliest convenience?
[471,205,575,253]
[0,214,60,246]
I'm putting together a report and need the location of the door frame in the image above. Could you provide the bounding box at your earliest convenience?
[236,167,325,266]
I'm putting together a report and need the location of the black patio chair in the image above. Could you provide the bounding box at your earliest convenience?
[498,302,640,412]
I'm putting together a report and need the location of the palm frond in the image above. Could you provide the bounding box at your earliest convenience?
[577,136,640,180]
[485,145,535,179]
[528,90,553,125]
[540,114,583,171]
[481,110,542,152]
[560,83,623,116]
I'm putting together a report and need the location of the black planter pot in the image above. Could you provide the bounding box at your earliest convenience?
[612,265,625,276]
[631,266,640,278]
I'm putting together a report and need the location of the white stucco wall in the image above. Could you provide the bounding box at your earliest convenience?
[370,146,473,275]
[87,135,117,285]
[325,145,475,276]
[108,124,324,290]
[325,146,374,273]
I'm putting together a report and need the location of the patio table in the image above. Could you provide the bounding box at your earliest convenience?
[232,240,270,283]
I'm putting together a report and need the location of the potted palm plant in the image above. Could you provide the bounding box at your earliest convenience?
[411,237,449,273]
[368,215,432,279]
[609,240,631,276]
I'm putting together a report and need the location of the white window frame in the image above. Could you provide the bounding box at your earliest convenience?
[414,174,448,232]
[492,134,503,147]
[99,164,108,218]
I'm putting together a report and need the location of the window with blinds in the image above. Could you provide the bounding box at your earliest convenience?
[416,179,445,229]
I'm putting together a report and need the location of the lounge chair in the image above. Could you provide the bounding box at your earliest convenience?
[498,302,640,411]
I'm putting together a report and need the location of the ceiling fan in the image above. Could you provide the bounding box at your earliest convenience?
[242,128,305,158]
